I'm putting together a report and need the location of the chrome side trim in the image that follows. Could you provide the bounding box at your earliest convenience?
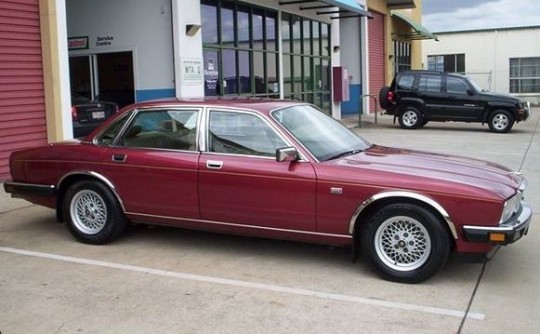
[126,212,353,240]
[348,191,458,239]
[57,171,126,212]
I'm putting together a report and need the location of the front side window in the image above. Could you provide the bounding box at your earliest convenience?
[418,75,442,93]
[446,77,469,94]
[96,112,131,145]
[208,111,286,157]
[120,109,199,150]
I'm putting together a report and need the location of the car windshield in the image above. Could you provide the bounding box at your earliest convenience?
[272,104,371,161]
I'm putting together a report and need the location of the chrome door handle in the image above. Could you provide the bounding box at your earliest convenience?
[206,160,223,169]
[112,154,127,162]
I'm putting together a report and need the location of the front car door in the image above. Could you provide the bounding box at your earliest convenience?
[443,76,484,121]
[198,108,317,231]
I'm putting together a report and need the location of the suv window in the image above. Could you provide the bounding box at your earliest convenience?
[396,74,415,90]
[418,75,442,93]
[446,77,469,95]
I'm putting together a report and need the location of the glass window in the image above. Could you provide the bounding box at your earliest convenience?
[120,109,199,150]
[208,111,286,157]
[510,57,540,93]
[222,49,237,94]
[221,2,235,46]
[281,13,291,54]
[96,112,131,146]
[397,74,415,90]
[266,12,277,51]
[201,1,218,44]
[418,75,442,93]
[446,77,469,95]
[272,105,370,161]
[291,17,301,54]
[427,54,465,73]
[252,9,263,49]
[237,6,250,48]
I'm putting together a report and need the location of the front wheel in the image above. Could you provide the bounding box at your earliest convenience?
[361,203,451,283]
[488,110,514,133]
[63,180,127,244]
[398,107,423,129]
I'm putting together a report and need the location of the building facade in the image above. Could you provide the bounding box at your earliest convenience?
[0,0,430,180]
[423,26,540,104]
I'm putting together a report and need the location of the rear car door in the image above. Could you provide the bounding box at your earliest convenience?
[416,73,447,119]
[198,108,317,231]
[99,107,201,220]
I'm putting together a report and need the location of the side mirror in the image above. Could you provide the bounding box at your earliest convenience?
[466,89,474,96]
[276,147,299,162]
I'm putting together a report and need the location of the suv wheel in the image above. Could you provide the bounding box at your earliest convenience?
[398,107,422,129]
[488,110,514,133]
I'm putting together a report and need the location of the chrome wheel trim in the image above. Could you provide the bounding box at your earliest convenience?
[70,189,108,235]
[374,216,431,271]
[492,113,509,130]
[402,110,418,127]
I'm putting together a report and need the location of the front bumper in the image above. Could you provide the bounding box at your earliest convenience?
[462,201,532,245]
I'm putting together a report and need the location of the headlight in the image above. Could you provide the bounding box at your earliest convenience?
[499,193,521,224]
[499,179,526,224]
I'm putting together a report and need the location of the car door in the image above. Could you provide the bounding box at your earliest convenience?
[415,73,448,119]
[99,107,201,220]
[443,76,484,121]
[198,108,317,231]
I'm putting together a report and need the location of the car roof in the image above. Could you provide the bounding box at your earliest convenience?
[397,70,468,79]
[123,97,308,115]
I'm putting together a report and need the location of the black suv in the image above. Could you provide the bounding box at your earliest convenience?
[379,70,530,133]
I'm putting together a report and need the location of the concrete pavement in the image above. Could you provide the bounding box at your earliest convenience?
[0,108,538,333]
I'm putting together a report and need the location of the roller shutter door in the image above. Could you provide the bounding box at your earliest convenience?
[368,11,385,113]
[0,0,47,180]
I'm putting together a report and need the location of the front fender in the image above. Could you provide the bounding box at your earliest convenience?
[348,191,458,239]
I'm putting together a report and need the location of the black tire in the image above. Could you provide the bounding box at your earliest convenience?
[361,203,451,283]
[488,110,514,133]
[379,86,391,109]
[63,180,127,244]
[398,107,423,129]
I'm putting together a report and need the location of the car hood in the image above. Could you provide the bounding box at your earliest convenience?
[330,145,521,201]
[479,91,521,104]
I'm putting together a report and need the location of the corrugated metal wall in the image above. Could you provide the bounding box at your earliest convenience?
[0,0,47,180]
[368,11,385,113]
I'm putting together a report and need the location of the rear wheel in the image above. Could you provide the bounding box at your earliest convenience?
[361,203,451,283]
[398,107,422,129]
[63,180,126,244]
[488,110,514,133]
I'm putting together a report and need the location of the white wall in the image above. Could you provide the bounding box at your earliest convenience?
[423,27,540,104]
[66,0,174,93]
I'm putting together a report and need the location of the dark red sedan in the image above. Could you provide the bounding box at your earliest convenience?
[3,98,532,283]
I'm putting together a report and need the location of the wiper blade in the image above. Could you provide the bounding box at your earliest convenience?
[327,149,363,161]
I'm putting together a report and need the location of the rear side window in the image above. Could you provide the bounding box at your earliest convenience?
[396,74,415,91]
[418,75,442,93]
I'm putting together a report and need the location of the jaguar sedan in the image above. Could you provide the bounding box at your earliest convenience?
[3,98,532,283]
